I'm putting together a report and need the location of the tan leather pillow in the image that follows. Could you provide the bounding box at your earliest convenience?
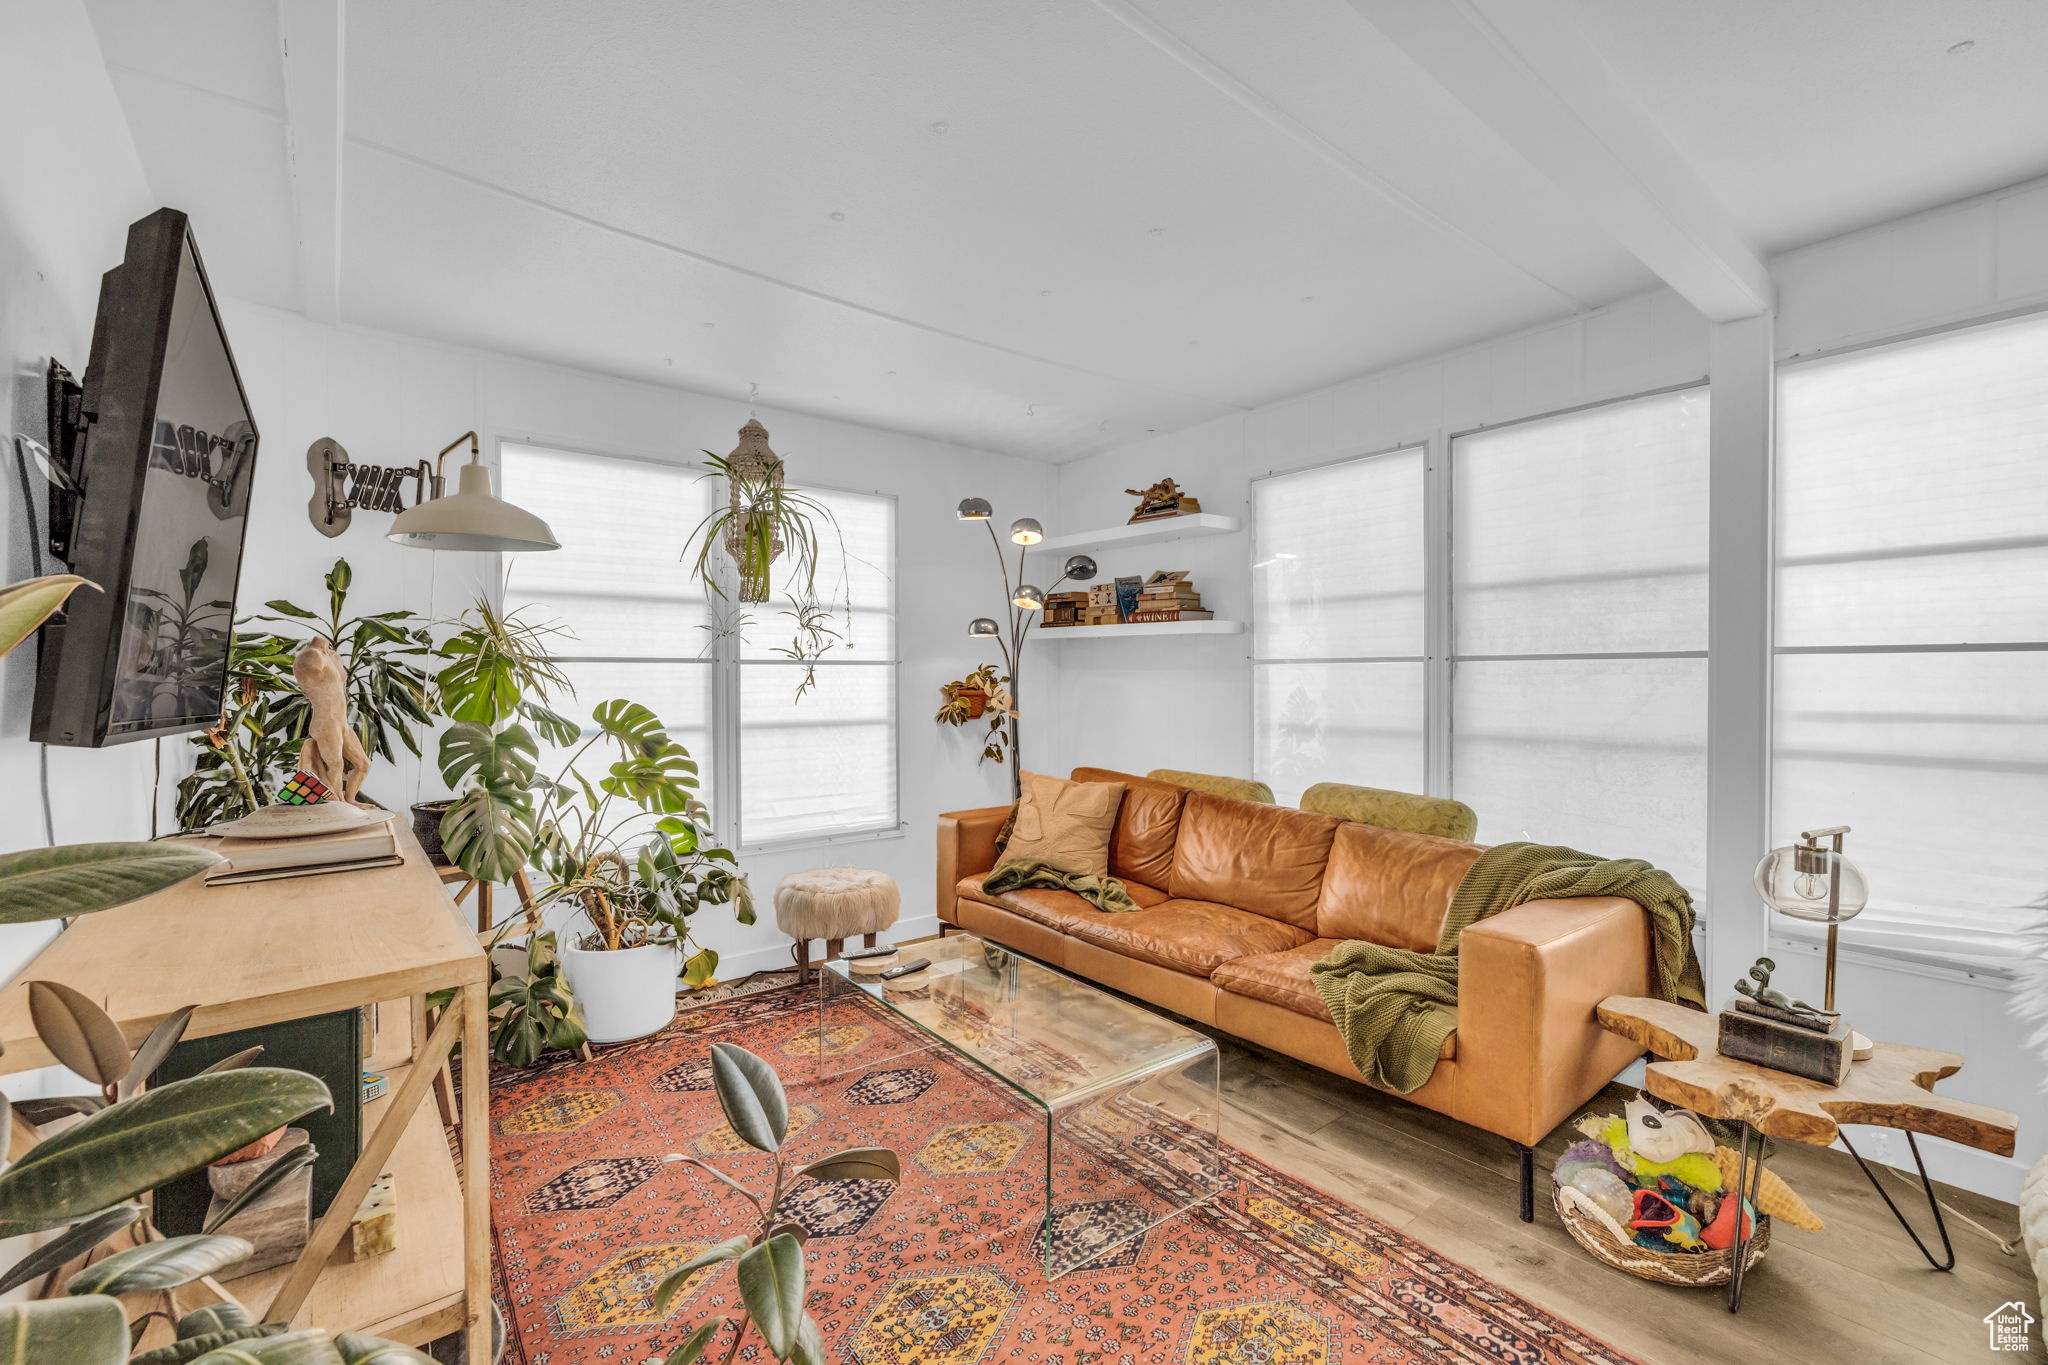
[994,770,1125,878]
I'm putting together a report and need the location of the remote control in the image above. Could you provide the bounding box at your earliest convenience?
[879,958,931,980]
[842,945,895,960]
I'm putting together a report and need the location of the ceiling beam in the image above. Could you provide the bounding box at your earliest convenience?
[278,0,344,323]
[1345,0,1774,321]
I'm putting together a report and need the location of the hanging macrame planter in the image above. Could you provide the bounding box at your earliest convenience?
[722,418,785,603]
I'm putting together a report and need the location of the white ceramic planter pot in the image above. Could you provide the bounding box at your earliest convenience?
[559,939,680,1044]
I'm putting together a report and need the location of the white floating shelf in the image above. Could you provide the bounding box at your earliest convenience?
[1035,619,1245,641]
[1033,512,1241,555]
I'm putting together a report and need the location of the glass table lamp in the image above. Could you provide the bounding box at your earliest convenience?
[1753,825,1872,1056]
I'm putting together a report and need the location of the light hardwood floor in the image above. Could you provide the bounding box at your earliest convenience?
[1211,1034,2039,1364]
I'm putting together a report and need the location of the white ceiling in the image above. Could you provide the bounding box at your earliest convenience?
[81,0,2048,462]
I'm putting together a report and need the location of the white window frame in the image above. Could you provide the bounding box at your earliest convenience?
[491,435,901,857]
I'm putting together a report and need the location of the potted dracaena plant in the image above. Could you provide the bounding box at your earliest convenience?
[650,1043,899,1364]
[0,576,431,1361]
[438,691,752,1045]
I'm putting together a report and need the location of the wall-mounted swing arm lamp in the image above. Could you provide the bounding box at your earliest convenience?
[956,496,1095,799]
[311,430,559,552]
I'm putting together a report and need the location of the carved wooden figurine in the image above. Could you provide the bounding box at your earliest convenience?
[293,635,370,803]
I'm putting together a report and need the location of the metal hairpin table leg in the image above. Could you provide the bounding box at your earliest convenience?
[1726,1120,1755,1313]
[1837,1129,1956,1270]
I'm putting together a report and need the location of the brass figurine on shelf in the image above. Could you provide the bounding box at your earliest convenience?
[1730,957,1835,1032]
[1123,478,1203,524]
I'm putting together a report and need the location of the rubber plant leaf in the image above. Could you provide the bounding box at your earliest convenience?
[794,1148,900,1183]
[175,1303,254,1338]
[662,1317,727,1365]
[65,1234,255,1294]
[0,843,221,924]
[121,1003,199,1099]
[708,1043,787,1153]
[734,1234,805,1361]
[0,1295,130,1364]
[26,981,132,1088]
[0,1204,141,1293]
[184,1327,344,1362]
[0,575,92,660]
[205,1141,316,1233]
[132,1323,284,1363]
[652,1236,748,1314]
[790,1312,828,1365]
[0,1068,331,1238]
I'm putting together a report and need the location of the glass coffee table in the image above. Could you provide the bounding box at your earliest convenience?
[817,934,1222,1278]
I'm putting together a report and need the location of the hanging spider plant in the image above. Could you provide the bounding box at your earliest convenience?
[684,451,837,606]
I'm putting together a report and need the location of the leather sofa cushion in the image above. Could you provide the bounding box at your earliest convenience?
[955,875,1167,932]
[1167,792,1340,928]
[1070,767,1186,886]
[1213,941,1456,1060]
[1315,822,1484,953]
[1063,897,1312,977]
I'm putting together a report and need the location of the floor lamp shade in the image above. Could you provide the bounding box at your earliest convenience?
[388,459,560,552]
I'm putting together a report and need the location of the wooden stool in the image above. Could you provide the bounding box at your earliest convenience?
[774,867,900,983]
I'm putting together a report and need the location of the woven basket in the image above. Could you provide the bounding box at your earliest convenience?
[1553,1186,1771,1286]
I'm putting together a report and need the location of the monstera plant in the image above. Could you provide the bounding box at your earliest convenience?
[0,576,432,1361]
[654,1044,899,1364]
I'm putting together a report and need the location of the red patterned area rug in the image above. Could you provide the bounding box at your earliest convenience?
[488,982,1635,1365]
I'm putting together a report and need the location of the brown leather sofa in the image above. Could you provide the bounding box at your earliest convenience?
[936,767,1653,1218]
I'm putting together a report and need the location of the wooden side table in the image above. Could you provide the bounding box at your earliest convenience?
[1596,995,2018,1312]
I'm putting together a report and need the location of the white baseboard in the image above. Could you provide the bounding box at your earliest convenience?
[708,914,941,984]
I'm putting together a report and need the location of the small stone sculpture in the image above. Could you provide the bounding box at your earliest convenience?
[293,635,370,804]
[1731,956,1834,1031]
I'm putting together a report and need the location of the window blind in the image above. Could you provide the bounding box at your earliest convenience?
[1251,448,1426,805]
[1450,388,1711,893]
[1775,313,2048,965]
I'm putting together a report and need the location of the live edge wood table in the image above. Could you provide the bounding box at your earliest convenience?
[1596,995,2018,1313]
[0,830,493,1362]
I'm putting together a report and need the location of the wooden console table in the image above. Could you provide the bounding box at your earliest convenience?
[0,828,492,1362]
[1597,994,2018,1312]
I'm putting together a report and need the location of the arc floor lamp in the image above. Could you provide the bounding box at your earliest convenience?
[957,497,1095,799]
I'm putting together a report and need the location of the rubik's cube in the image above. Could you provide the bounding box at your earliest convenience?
[276,769,332,805]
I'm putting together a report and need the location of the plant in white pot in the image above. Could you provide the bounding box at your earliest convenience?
[442,697,750,1043]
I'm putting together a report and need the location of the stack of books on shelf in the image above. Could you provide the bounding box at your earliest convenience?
[1041,590,1088,627]
[1127,571,1212,622]
[197,813,403,886]
[1081,583,1123,626]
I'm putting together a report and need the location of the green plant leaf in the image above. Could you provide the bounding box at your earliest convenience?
[260,600,318,620]
[331,1334,436,1364]
[735,1234,805,1361]
[122,1003,198,1099]
[0,1204,141,1293]
[176,1304,254,1339]
[134,1323,283,1363]
[0,1295,130,1364]
[794,1147,900,1183]
[205,1141,316,1233]
[65,1234,253,1294]
[663,1317,727,1365]
[200,1045,266,1075]
[790,1312,828,1365]
[681,948,719,989]
[12,1095,106,1124]
[652,1236,747,1313]
[590,699,670,755]
[26,980,132,1088]
[0,844,220,924]
[437,722,538,792]
[0,1069,330,1238]
[440,787,537,884]
[708,1043,788,1153]
[0,575,93,660]
[187,1328,343,1363]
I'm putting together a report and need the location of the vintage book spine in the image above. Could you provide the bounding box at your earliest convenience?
[1716,1007,1852,1085]
[1127,609,1215,622]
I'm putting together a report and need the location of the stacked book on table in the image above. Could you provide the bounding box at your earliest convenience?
[199,813,403,886]
[1126,571,1212,622]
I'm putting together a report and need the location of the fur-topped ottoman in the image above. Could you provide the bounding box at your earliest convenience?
[775,867,900,982]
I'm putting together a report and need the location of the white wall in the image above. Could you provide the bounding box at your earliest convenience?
[1043,179,2048,1201]
[216,301,1053,975]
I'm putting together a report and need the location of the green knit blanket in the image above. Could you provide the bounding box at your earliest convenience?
[1309,842,1708,1094]
[982,859,1139,914]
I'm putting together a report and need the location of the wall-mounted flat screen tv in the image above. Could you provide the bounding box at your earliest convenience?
[32,208,260,747]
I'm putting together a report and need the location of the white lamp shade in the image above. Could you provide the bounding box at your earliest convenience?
[388,461,560,552]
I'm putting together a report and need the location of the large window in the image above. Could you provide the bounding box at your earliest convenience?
[1450,388,1711,893]
[502,443,898,849]
[1252,447,1426,805]
[1774,313,2048,966]
[1250,389,1711,895]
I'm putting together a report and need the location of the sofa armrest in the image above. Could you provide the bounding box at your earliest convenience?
[935,805,1009,920]
[1455,896,1654,1146]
